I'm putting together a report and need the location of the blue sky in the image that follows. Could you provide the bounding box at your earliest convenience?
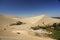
[0,0,60,17]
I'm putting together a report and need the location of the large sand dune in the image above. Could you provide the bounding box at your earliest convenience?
[0,14,60,40]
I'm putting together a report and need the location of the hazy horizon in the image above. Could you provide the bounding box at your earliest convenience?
[0,0,60,17]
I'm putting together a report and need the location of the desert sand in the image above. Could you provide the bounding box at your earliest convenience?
[0,14,60,40]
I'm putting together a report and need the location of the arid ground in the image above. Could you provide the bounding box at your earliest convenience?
[0,14,60,40]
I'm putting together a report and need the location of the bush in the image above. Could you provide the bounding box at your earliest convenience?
[55,27,60,31]
[31,27,40,30]
[58,23,60,26]
[48,23,60,40]
[52,23,60,27]
[31,25,48,30]
[50,31,60,40]
[31,23,60,40]
[53,23,57,27]
[16,21,22,25]
[10,21,23,26]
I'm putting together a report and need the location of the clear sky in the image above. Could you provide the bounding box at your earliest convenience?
[0,0,60,17]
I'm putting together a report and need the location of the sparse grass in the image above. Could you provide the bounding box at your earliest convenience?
[50,31,60,40]
[31,26,40,30]
[31,25,47,30]
[31,23,60,40]
[45,23,60,40]
[58,23,60,26]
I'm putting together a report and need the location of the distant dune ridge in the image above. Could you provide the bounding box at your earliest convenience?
[0,14,60,26]
[31,15,60,27]
[0,14,60,40]
[21,15,60,27]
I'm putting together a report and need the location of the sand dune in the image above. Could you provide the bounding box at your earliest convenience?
[31,15,60,27]
[0,14,60,40]
[22,15,60,27]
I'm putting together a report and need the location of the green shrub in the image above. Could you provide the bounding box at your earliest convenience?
[31,23,60,40]
[16,21,22,25]
[50,31,60,40]
[10,21,23,26]
[52,23,60,27]
[53,23,57,27]
[54,27,60,31]
[31,26,40,30]
[31,25,49,30]
[58,23,60,26]
[48,23,60,40]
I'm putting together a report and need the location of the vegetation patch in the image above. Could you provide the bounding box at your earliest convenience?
[31,23,60,40]
[48,23,60,40]
[52,17,60,19]
[10,21,23,26]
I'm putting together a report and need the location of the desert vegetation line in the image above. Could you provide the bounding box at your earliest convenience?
[31,23,60,40]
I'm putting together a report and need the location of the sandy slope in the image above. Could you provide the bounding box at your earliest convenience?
[21,15,60,27]
[0,29,54,40]
[31,15,60,27]
[0,14,60,40]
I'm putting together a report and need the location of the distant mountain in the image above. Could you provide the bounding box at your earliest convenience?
[52,17,60,19]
